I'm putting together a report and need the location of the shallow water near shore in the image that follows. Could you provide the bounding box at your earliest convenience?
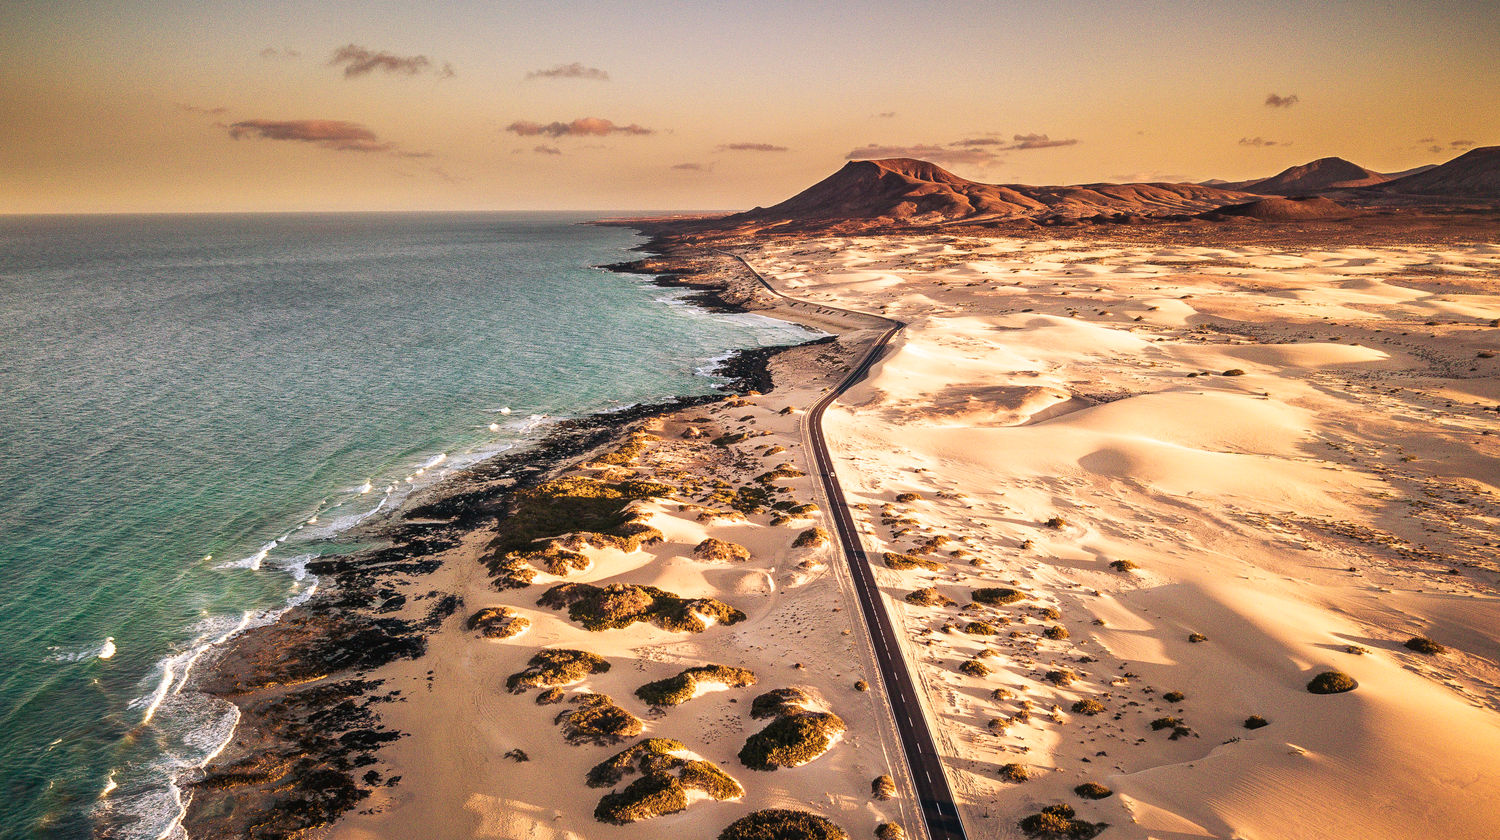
[0,212,818,839]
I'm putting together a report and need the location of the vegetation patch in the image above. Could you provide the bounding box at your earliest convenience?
[589,739,743,823]
[485,476,671,588]
[694,538,751,562]
[871,774,896,801]
[739,689,845,770]
[1042,669,1076,686]
[1071,698,1105,716]
[794,527,831,548]
[591,430,659,467]
[1404,635,1445,655]
[1074,782,1112,800]
[1187,632,1208,643]
[1044,625,1070,640]
[965,621,1003,636]
[876,824,906,840]
[555,692,645,745]
[466,606,530,639]
[1307,670,1358,694]
[757,464,806,483]
[973,587,1027,606]
[1018,804,1106,839]
[635,664,757,707]
[1149,716,1195,739]
[998,762,1030,783]
[718,809,848,840]
[1243,715,1269,729]
[895,492,922,503]
[905,587,955,607]
[506,649,610,693]
[1109,559,1138,572]
[1163,690,1185,703]
[884,552,943,572]
[539,582,745,633]
[959,659,992,677]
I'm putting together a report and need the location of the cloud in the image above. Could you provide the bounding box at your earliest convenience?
[178,103,228,117]
[505,117,655,138]
[525,62,610,81]
[259,47,300,59]
[533,145,562,155]
[1108,171,1193,183]
[672,162,710,171]
[228,119,397,153]
[1238,136,1289,147]
[330,44,451,78]
[846,143,1000,167]
[1008,133,1078,150]
[1418,136,1436,143]
[873,111,897,118]
[716,142,788,152]
[1450,139,1477,148]
[1265,93,1300,108]
[952,137,1007,147]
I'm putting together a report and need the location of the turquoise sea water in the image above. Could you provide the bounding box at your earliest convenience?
[0,213,818,838]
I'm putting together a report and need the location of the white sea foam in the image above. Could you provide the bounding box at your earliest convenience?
[45,637,120,662]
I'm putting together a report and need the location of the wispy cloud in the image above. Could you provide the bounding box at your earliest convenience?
[330,44,453,78]
[506,117,655,138]
[846,143,1000,167]
[1007,133,1078,150]
[525,62,609,81]
[672,162,711,171]
[1450,139,1477,148]
[716,142,788,152]
[178,103,228,117]
[534,145,562,155]
[1238,136,1289,147]
[1264,92,1300,108]
[873,111,897,119]
[227,119,423,156]
[259,47,300,59]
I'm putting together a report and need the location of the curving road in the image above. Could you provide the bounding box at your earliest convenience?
[718,251,969,840]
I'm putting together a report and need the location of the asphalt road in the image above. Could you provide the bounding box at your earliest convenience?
[720,251,970,840]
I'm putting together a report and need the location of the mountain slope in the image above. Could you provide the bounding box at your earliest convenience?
[735,158,1252,226]
[1242,157,1389,195]
[1376,146,1500,198]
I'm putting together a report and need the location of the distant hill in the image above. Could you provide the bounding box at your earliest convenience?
[733,158,1252,227]
[1202,196,1356,221]
[1242,157,1389,195]
[1376,146,1500,198]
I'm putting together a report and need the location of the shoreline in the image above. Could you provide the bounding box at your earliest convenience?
[176,234,846,839]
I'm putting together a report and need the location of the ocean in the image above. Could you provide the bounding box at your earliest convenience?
[0,212,819,839]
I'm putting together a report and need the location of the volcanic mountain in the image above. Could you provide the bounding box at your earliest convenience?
[1241,157,1389,194]
[1376,146,1500,198]
[732,158,1253,227]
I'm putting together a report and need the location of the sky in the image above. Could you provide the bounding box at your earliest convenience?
[1,0,1496,213]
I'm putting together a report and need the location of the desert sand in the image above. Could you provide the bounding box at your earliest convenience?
[294,224,1500,840]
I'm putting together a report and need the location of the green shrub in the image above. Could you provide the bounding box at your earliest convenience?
[973,587,1027,605]
[883,552,943,572]
[594,772,688,823]
[1071,698,1105,716]
[1244,715,1269,729]
[466,606,531,639]
[1018,803,1106,839]
[905,587,956,607]
[1163,691,1185,703]
[1044,625,1070,640]
[875,823,905,840]
[535,687,565,705]
[538,582,745,633]
[738,711,846,770]
[1109,559,1138,572]
[1044,517,1068,529]
[1042,669,1076,686]
[757,464,806,483]
[853,679,869,692]
[506,649,610,693]
[965,621,1002,636]
[1307,671,1358,694]
[895,492,922,503]
[751,687,813,719]
[793,527,830,548]
[592,430,658,466]
[694,538,751,562]
[991,687,1015,701]
[1404,635,1445,655]
[959,659,992,677]
[1038,606,1062,620]
[555,693,644,745]
[1222,368,1246,376]
[998,762,1029,782]
[1187,632,1208,643]
[718,809,848,840]
[587,738,689,788]
[635,664,757,706]
[871,774,895,801]
[1074,782,1112,800]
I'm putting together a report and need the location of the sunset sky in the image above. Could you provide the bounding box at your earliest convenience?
[2,0,1496,213]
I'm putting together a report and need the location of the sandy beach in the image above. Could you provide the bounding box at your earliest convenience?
[184,220,1500,840]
